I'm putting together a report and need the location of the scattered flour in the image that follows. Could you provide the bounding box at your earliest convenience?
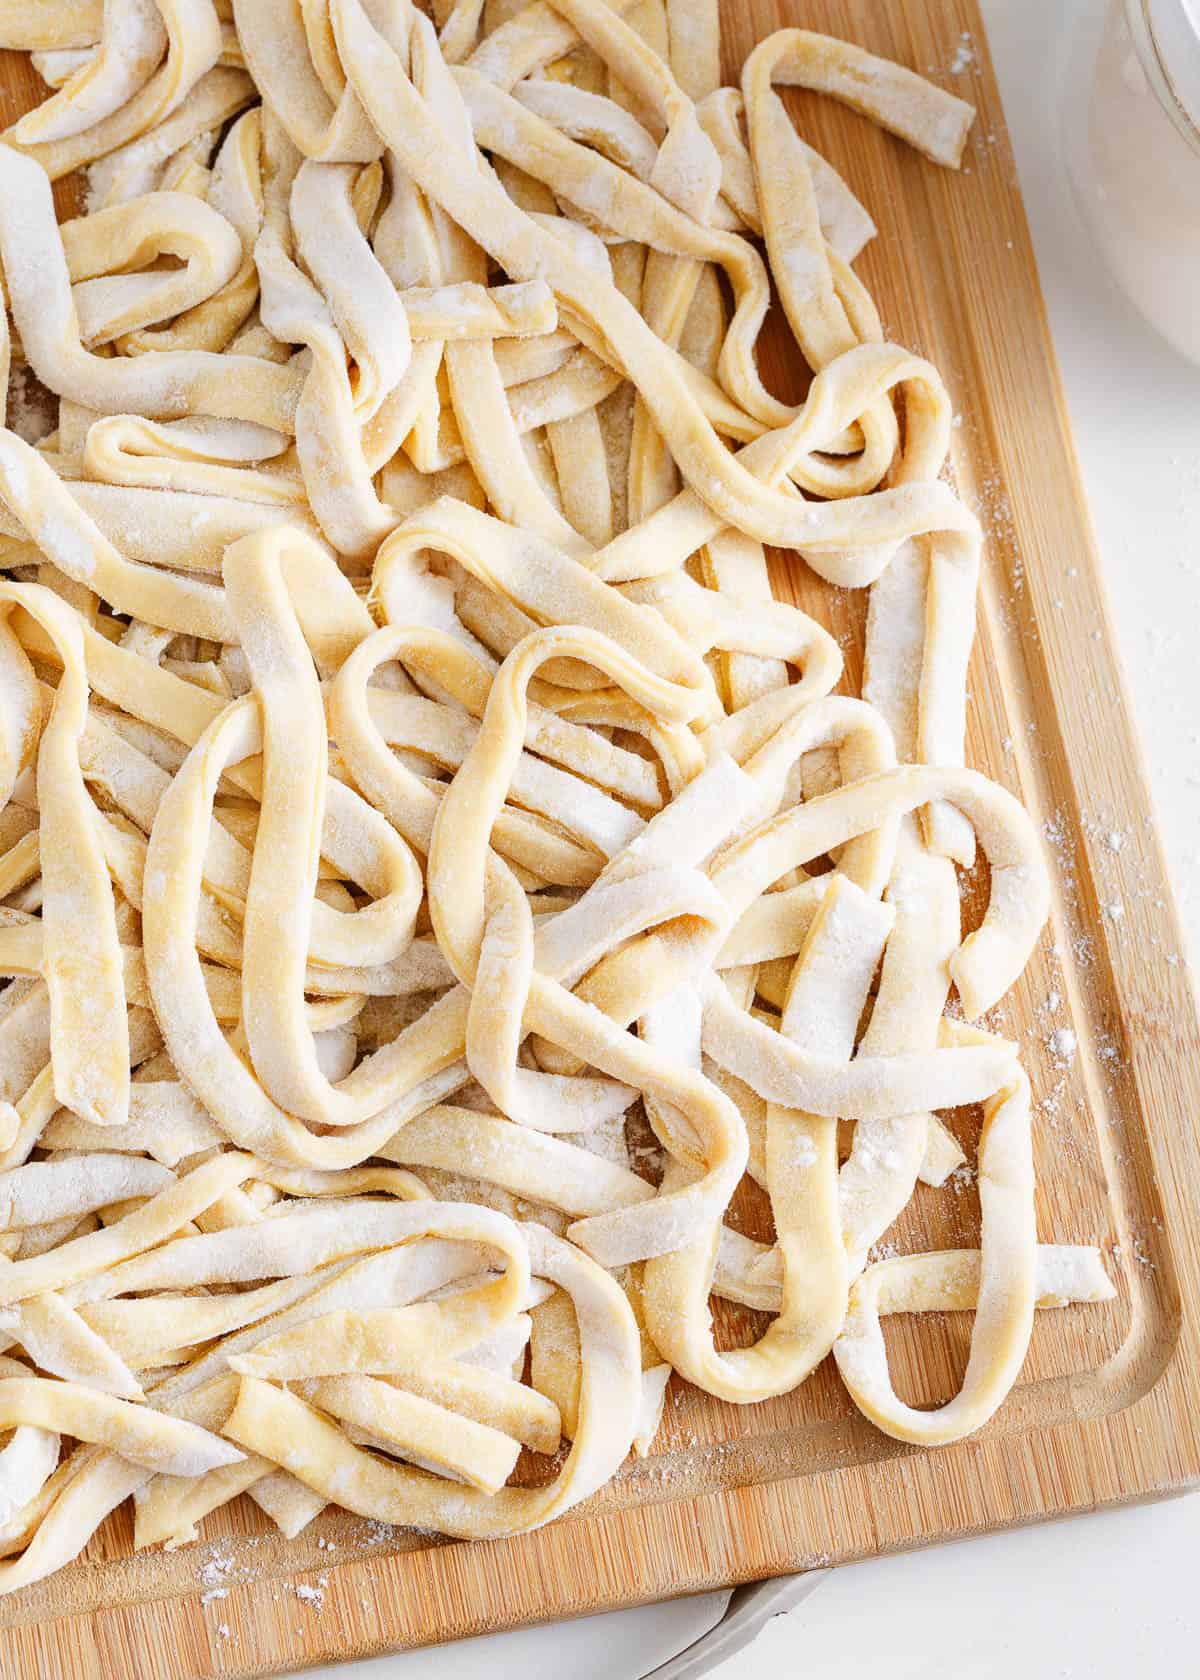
[949,32,976,74]
[292,1576,328,1610]
[1048,1026,1078,1069]
[199,1548,234,1590]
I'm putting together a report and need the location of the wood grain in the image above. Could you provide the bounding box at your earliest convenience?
[2,2,1200,1675]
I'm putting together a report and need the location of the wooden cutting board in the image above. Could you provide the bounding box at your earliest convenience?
[3,1,1200,1675]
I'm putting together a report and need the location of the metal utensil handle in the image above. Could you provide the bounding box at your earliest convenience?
[639,1573,824,1680]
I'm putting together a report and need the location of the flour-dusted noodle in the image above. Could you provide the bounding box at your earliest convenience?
[0,0,1107,1595]
[0,1377,242,1475]
[0,1286,144,1397]
[0,579,129,1127]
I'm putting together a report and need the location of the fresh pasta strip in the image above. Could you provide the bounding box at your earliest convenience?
[0,1422,59,1531]
[0,147,299,430]
[132,1453,273,1551]
[299,1375,521,1492]
[833,1064,1039,1445]
[0,1151,258,1305]
[0,578,129,1127]
[380,1356,561,1455]
[41,1082,223,1166]
[716,1241,1114,1319]
[224,1224,641,1536]
[379,1106,654,1215]
[644,876,892,1403]
[0,1377,242,1475]
[227,1219,531,1380]
[10,0,222,163]
[0,1286,142,1398]
[0,1155,173,1229]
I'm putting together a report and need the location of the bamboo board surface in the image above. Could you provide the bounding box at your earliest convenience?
[2,1,1200,1675]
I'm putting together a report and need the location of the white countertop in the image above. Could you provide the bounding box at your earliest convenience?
[304,2,1200,1674]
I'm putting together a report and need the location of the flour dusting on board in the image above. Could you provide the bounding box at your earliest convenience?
[949,32,976,75]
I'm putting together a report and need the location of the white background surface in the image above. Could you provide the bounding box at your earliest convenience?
[302,2,1200,1675]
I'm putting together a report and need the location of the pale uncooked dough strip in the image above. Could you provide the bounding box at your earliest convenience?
[427,625,722,1119]
[740,61,974,853]
[465,868,638,1130]
[423,631,755,1257]
[455,66,781,430]
[11,0,165,147]
[219,1210,532,1377]
[0,147,299,430]
[0,1421,58,1531]
[0,1154,172,1229]
[467,0,640,90]
[224,1222,641,1536]
[233,0,380,162]
[374,498,718,716]
[77,1263,365,1367]
[144,698,483,1162]
[132,1453,273,1550]
[76,667,435,977]
[379,1105,654,1215]
[0,579,129,1127]
[118,107,266,355]
[744,29,975,172]
[47,64,252,199]
[645,875,890,1401]
[0,1448,146,1594]
[82,415,305,506]
[740,35,898,548]
[0,3,103,53]
[590,342,954,584]
[856,546,966,1223]
[302,1374,521,1492]
[227,1280,528,1380]
[72,1205,516,1322]
[1,430,234,639]
[710,764,1048,1018]
[361,691,647,853]
[0,612,39,820]
[380,1354,561,1454]
[556,694,894,1064]
[840,828,960,1272]
[248,1468,327,1539]
[63,191,243,347]
[10,0,221,169]
[833,1061,1039,1445]
[131,1241,504,1419]
[225,531,422,1126]
[0,477,331,575]
[716,1240,1113,1319]
[336,1,972,566]
[0,1150,257,1305]
[145,704,475,1163]
[515,79,659,181]
[0,1376,242,1475]
[537,0,722,220]
[0,1283,143,1398]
